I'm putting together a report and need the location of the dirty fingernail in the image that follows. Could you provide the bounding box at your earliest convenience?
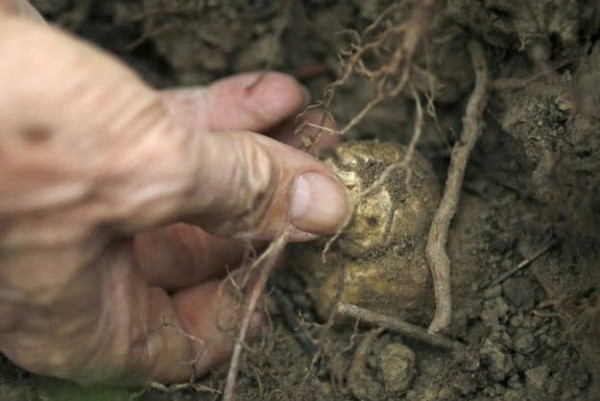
[290,172,348,235]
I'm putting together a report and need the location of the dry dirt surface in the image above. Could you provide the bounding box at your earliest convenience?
[2,1,600,400]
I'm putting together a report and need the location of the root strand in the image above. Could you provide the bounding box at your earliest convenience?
[426,39,490,334]
[222,228,292,401]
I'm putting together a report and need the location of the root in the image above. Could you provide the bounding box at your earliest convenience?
[313,0,442,263]
[425,39,490,334]
[336,303,464,352]
[149,319,209,382]
[347,328,385,400]
[222,227,293,401]
[487,237,558,288]
[130,381,220,399]
[129,320,219,400]
[299,0,441,144]
[358,86,425,199]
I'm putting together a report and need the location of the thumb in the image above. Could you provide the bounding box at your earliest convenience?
[182,129,349,239]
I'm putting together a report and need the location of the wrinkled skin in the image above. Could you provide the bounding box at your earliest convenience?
[0,0,348,385]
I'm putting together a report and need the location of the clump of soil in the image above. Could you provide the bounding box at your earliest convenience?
[3,1,599,400]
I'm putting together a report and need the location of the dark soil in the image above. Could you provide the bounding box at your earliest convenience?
[3,1,600,400]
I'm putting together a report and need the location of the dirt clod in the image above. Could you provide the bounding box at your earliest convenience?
[377,343,415,395]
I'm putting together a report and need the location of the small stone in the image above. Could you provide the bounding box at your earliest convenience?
[525,365,549,391]
[482,386,494,397]
[513,354,528,371]
[509,314,524,327]
[481,297,509,326]
[555,96,574,112]
[512,329,537,354]
[481,338,513,381]
[522,314,542,329]
[378,343,416,395]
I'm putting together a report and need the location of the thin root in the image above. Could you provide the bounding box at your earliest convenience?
[425,39,490,334]
[335,303,464,352]
[306,0,441,138]
[222,227,293,401]
[487,237,558,288]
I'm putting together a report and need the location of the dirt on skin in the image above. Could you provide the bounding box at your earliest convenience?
[2,0,600,400]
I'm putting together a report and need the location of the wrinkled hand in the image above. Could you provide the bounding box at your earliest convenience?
[0,3,347,385]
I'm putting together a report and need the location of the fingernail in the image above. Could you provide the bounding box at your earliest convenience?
[290,172,348,235]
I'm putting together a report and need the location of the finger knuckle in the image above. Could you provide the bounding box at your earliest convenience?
[220,136,281,237]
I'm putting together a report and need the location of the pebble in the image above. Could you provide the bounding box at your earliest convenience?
[512,329,537,354]
[509,313,524,327]
[481,297,509,326]
[481,338,513,381]
[378,343,416,395]
[525,365,549,391]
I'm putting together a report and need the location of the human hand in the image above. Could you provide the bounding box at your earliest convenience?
[0,3,347,385]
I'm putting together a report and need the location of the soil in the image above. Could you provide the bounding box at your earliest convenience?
[2,1,600,400]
